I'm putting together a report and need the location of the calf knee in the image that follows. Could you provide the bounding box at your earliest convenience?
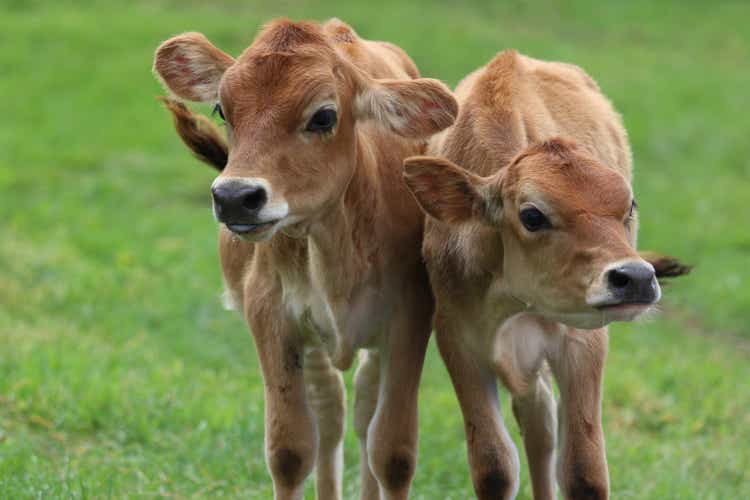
[369,447,416,493]
[474,468,518,500]
[561,462,609,500]
[563,475,609,500]
[470,450,519,500]
[267,446,315,490]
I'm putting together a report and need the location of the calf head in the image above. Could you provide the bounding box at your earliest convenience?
[153,20,457,241]
[405,138,673,329]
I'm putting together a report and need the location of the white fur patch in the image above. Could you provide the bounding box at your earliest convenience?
[221,288,240,311]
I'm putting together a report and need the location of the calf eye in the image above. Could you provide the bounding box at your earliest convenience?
[306,108,337,133]
[212,103,225,121]
[519,207,551,232]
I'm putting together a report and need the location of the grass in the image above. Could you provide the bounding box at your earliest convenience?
[1,0,748,497]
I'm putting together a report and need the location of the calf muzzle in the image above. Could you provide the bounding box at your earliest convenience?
[604,262,658,305]
[212,181,268,224]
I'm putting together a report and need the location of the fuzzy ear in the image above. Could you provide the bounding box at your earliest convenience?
[355,78,458,138]
[639,251,692,283]
[153,32,235,102]
[403,156,485,223]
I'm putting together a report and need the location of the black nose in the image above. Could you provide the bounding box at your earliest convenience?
[211,183,267,222]
[606,262,658,304]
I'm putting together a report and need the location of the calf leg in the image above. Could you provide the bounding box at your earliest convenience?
[247,292,317,500]
[548,327,609,500]
[495,315,557,500]
[367,286,432,499]
[305,347,346,500]
[353,350,381,500]
[511,372,557,500]
[436,315,520,500]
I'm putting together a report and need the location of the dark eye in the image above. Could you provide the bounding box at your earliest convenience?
[519,207,551,232]
[212,103,225,121]
[629,199,637,217]
[306,108,337,133]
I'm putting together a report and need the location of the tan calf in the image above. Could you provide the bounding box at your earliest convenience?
[403,51,688,499]
[153,18,457,499]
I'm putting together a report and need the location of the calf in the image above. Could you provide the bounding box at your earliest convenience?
[403,51,688,499]
[153,19,457,500]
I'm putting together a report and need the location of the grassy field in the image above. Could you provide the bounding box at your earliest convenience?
[1,0,749,498]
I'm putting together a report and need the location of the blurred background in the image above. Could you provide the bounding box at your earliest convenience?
[1,0,748,497]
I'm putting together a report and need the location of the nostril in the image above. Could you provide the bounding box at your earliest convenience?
[211,186,228,205]
[608,269,631,289]
[242,187,267,211]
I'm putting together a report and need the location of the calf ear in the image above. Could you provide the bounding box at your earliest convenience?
[153,32,235,102]
[403,156,484,223]
[639,251,692,283]
[355,78,458,138]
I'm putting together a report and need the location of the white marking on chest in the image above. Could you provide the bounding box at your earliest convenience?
[283,278,337,347]
[281,274,387,368]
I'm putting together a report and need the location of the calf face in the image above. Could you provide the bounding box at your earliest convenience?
[405,138,660,329]
[154,21,457,242]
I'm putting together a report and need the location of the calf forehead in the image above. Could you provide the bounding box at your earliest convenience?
[222,53,334,110]
[528,161,632,217]
[220,21,339,117]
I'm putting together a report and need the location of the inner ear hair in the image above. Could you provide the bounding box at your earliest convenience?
[354,76,458,138]
[153,32,235,102]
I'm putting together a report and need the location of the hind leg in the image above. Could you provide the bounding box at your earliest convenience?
[353,350,381,500]
[511,371,557,500]
[305,348,346,500]
[494,315,558,500]
[366,284,433,499]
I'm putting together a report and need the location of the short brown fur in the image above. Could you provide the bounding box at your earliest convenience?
[154,18,457,500]
[403,50,687,499]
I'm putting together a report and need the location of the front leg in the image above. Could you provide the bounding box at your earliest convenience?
[366,282,432,500]
[247,289,317,500]
[436,314,520,500]
[548,327,609,500]
[495,314,558,500]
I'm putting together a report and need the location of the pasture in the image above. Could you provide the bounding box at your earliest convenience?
[1,0,748,498]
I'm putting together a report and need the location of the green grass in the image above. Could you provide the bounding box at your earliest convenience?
[1,0,749,497]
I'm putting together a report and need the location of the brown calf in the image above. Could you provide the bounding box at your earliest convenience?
[403,51,688,499]
[153,18,457,500]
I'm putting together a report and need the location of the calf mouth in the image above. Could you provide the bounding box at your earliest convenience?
[593,299,654,310]
[592,300,654,322]
[225,219,279,237]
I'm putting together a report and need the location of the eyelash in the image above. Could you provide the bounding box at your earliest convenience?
[212,103,225,121]
[625,200,637,225]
